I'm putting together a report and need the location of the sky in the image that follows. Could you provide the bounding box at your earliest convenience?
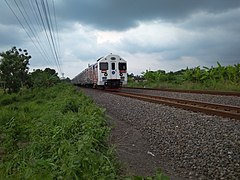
[0,0,240,79]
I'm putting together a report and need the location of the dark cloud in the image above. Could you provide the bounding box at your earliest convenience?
[0,25,26,47]
[179,8,240,31]
[0,3,18,25]
[115,8,240,67]
[1,0,240,77]
[56,0,240,30]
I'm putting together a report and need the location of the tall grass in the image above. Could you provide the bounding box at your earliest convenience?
[0,83,117,179]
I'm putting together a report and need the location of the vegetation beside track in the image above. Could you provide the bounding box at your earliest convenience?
[0,83,117,179]
[127,63,240,92]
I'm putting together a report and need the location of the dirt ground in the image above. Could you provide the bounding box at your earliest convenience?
[108,114,158,177]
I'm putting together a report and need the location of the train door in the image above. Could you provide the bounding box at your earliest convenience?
[110,62,118,79]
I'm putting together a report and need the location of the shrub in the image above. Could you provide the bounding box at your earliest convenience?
[0,83,117,179]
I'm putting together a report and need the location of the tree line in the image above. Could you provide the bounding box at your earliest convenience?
[141,62,240,85]
[127,61,240,91]
[0,47,65,93]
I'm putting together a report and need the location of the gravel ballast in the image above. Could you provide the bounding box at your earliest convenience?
[81,88,240,179]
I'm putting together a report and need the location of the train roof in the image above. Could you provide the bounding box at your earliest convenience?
[97,56,103,61]
[97,53,126,62]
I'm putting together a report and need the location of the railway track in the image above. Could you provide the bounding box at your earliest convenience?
[110,91,240,120]
[122,87,240,96]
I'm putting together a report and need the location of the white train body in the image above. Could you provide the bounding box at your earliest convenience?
[72,54,127,89]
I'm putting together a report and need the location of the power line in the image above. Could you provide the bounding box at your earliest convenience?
[37,0,61,73]
[27,0,56,65]
[41,0,61,73]
[4,0,50,66]
[52,0,62,68]
[4,0,63,75]
[14,0,52,65]
[26,0,54,62]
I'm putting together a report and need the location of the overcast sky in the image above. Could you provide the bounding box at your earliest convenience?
[0,0,240,78]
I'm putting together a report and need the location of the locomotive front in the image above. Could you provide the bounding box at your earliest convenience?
[97,54,127,89]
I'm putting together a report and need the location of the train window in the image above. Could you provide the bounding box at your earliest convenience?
[112,63,115,70]
[119,63,127,70]
[100,62,108,70]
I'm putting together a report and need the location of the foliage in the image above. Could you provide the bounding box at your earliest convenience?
[61,77,71,83]
[0,83,117,179]
[142,69,185,85]
[128,63,240,91]
[183,62,240,84]
[0,47,31,93]
[28,68,60,88]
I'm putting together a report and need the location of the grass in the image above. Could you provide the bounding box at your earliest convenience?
[0,83,117,179]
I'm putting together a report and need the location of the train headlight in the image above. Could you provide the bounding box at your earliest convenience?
[120,73,123,76]
[104,72,108,76]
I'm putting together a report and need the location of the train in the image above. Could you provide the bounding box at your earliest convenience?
[72,53,127,89]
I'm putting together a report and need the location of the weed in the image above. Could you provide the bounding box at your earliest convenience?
[62,98,80,113]
[0,94,18,106]
[0,83,118,179]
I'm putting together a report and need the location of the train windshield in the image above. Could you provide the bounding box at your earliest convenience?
[119,63,127,70]
[100,62,108,70]
[112,63,115,70]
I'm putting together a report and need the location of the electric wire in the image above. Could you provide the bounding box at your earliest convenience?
[47,0,62,74]
[26,0,53,62]
[41,0,62,73]
[52,0,63,71]
[28,0,56,65]
[38,0,61,73]
[15,0,52,65]
[4,0,50,66]
[34,0,62,74]
[4,0,63,75]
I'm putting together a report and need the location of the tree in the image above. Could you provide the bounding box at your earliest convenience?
[0,47,31,93]
[28,68,60,88]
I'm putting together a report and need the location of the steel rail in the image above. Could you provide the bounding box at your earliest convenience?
[122,87,240,97]
[111,91,240,120]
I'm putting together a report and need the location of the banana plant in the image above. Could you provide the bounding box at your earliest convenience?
[201,66,210,82]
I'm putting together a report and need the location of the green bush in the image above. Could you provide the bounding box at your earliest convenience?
[0,83,117,179]
[129,63,240,91]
